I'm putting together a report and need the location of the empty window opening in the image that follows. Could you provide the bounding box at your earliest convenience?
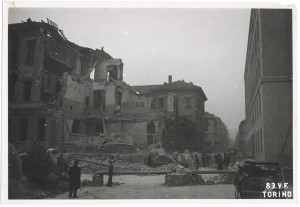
[19,118,28,141]
[185,97,192,109]
[95,124,104,135]
[8,72,19,101]
[151,97,155,110]
[37,118,46,142]
[173,95,179,117]
[159,97,164,109]
[71,119,82,134]
[26,39,37,64]
[107,65,118,83]
[23,81,32,101]
[85,97,90,113]
[93,90,105,110]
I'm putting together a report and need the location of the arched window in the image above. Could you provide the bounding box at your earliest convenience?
[72,119,82,134]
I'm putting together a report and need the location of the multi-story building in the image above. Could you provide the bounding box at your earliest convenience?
[204,112,229,153]
[131,76,208,152]
[234,120,246,154]
[244,9,292,166]
[8,19,125,151]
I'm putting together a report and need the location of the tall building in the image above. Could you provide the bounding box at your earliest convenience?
[244,9,292,166]
[204,112,229,153]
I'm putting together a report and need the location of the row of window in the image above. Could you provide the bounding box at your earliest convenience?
[123,101,145,108]
[27,39,37,64]
[9,118,47,142]
[245,17,261,106]
[252,128,263,155]
[150,96,192,110]
[252,92,262,125]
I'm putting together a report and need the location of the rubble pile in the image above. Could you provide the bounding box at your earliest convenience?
[81,174,104,187]
[165,174,205,186]
[218,174,235,184]
[67,134,104,148]
[203,174,236,185]
[68,153,190,174]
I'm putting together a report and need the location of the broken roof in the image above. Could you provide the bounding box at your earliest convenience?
[8,18,112,60]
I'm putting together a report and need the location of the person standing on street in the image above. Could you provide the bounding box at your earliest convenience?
[216,153,224,170]
[68,160,81,198]
[194,154,200,171]
[107,154,118,187]
[205,153,210,167]
[201,153,207,168]
[57,153,64,175]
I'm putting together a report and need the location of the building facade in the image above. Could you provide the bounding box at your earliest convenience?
[8,19,126,151]
[234,120,246,154]
[204,112,229,153]
[131,76,208,152]
[244,9,292,166]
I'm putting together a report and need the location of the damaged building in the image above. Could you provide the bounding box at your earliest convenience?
[8,18,125,151]
[8,18,208,154]
[131,76,208,152]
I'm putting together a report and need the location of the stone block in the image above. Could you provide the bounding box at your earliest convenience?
[92,174,104,186]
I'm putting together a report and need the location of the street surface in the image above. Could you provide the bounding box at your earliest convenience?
[54,175,235,199]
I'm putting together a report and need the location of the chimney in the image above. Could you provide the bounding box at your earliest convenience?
[168,75,172,84]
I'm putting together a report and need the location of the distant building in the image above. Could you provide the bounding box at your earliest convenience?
[234,120,246,154]
[131,76,208,152]
[244,9,292,166]
[204,112,229,153]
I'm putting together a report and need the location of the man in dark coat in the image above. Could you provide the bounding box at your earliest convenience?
[194,154,200,171]
[224,152,231,170]
[107,155,117,187]
[68,160,81,198]
[216,153,224,170]
[205,153,210,167]
[201,153,207,168]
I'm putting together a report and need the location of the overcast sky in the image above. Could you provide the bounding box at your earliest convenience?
[9,8,251,139]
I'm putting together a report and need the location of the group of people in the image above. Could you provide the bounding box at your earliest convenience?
[214,152,232,170]
[194,152,210,170]
[194,151,232,171]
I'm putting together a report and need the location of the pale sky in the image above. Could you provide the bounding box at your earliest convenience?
[9,8,251,139]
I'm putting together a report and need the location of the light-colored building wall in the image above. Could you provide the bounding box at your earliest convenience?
[244,9,292,165]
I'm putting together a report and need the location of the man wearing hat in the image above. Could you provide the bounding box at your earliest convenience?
[68,159,81,198]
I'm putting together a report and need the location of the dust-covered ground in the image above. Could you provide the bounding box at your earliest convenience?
[53,174,235,199]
